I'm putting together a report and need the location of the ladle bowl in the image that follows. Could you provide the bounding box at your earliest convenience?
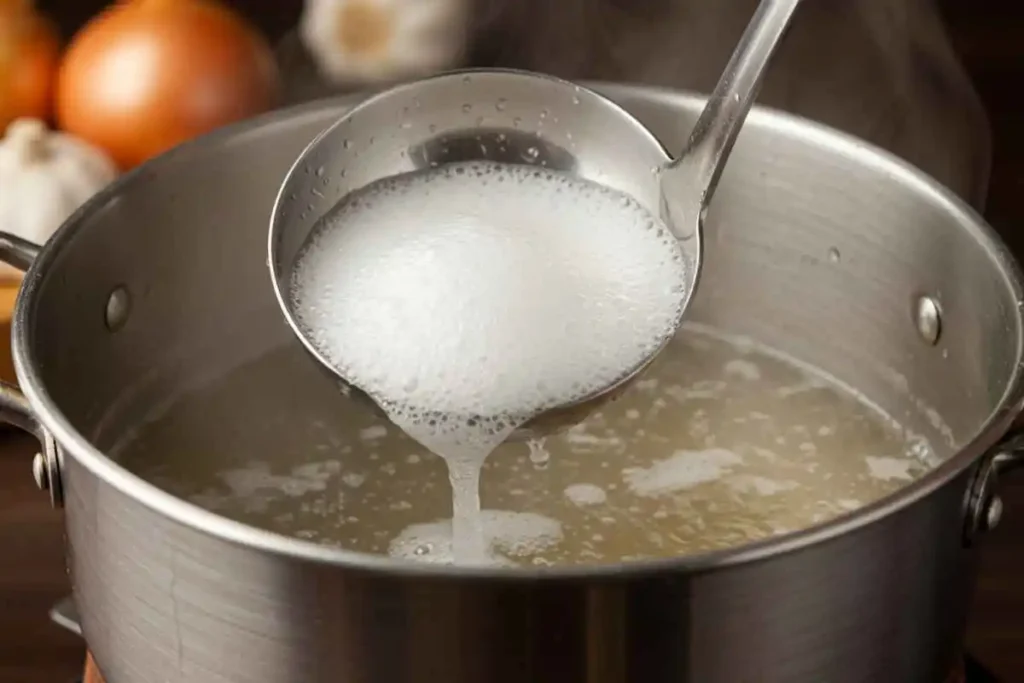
[268,69,682,437]
[269,0,802,437]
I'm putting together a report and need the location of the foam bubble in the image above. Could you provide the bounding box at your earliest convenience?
[865,456,915,482]
[623,448,743,496]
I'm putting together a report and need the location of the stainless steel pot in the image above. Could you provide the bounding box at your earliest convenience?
[2,84,1024,683]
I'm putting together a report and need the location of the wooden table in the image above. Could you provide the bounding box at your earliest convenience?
[0,432,85,683]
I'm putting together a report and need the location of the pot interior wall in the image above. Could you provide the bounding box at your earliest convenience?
[21,88,1023,467]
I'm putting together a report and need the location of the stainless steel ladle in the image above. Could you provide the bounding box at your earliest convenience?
[269,0,803,438]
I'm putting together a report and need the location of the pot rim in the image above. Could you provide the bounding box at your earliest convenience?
[14,84,1024,580]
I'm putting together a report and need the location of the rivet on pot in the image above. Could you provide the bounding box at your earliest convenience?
[31,452,49,492]
[38,436,64,509]
[983,495,1004,532]
[105,286,131,332]
[914,295,942,346]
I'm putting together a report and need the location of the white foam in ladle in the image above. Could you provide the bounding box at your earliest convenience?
[269,0,803,564]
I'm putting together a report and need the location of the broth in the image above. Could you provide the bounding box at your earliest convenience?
[116,325,937,567]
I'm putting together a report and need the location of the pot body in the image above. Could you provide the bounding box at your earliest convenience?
[11,87,1024,683]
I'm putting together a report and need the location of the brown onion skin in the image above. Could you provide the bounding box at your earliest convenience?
[56,0,280,170]
[0,1,61,131]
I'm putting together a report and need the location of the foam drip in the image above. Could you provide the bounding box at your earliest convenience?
[290,160,687,564]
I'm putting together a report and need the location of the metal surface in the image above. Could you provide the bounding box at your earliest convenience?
[3,87,1024,682]
[270,0,802,438]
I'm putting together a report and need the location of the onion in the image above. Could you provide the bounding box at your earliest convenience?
[0,0,61,131]
[56,0,280,170]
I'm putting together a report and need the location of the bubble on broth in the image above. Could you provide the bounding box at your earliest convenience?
[726,475,799,497]
[527,438,551,469]
[189,459,342,515]
[118,325,942,567]
[341,472,366,488]
[288,160,688,563]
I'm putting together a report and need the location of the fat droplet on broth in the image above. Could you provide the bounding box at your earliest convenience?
[564,483,607,506]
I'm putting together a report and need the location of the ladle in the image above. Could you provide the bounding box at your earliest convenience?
[269,0,803,438]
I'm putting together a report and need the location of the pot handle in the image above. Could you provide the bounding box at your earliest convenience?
[0,382,61,507]
[0,232,62,507]
[0,233,41,273]
[963,414,1024,546]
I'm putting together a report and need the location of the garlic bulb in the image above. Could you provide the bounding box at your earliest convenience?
[300,0,469,86]
[0,118,117,277]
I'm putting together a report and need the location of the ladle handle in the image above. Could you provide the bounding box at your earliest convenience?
[666,0,803,208]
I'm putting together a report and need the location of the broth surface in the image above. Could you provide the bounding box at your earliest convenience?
[116,325,937,567]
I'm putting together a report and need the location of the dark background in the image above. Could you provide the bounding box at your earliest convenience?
[4,1,1024,681]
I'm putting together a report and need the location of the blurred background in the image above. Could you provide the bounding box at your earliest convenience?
[3,0,1024,681]
[29,0,1023,246]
